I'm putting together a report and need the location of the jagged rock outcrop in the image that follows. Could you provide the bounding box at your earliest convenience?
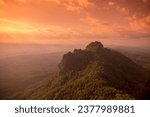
[86,41,103,52]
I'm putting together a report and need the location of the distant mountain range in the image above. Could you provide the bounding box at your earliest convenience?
[12,41,150,99]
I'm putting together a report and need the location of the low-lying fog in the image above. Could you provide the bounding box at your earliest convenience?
[0,43,66,98]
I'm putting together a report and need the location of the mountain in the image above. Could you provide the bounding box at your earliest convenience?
[11,41,150,100]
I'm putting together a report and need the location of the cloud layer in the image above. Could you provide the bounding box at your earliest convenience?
[0,0,150,46]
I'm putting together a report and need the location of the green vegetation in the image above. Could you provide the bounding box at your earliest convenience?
[10,41,150,100]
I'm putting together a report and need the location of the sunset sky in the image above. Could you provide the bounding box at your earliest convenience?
[0,0,150,47]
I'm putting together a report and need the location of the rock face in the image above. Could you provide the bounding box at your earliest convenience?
[59,49,93,75]
[59,41,104,75]
[86,41,103,52]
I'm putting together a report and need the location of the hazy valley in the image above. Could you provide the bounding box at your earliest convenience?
[0,44,64,99]
[0,42,150,99]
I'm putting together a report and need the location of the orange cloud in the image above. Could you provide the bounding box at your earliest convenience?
[108,1,114,6]
[129,15,150,31]
[0,18,44,34]
[80,16,110,34]
[0,0,149,46]
[80,14,129,37]
[108,1,129,15]
[0,0,26,5]
[0,0,5,6]
[0,17,92,42]
[143,0,148,3]
[50,0,94,12]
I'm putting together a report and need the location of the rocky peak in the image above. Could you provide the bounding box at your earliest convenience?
[86,41,103,52]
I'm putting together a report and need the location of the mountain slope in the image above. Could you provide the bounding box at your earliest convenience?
[12,41,150,99]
